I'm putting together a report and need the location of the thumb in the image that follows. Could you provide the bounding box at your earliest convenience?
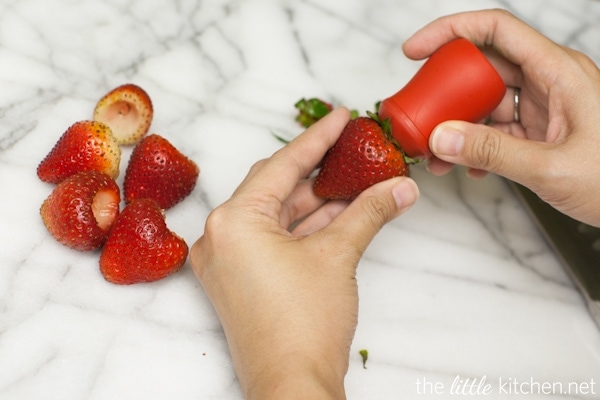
[430,121,547,184]
[324,177,419,255]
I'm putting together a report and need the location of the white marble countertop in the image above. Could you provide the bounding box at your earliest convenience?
[2,0,600,399]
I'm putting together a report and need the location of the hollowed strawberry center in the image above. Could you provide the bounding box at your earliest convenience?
[92,189,120,231]
[102,100,140,138]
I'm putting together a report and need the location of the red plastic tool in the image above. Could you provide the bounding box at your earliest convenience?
[378,38,506,159]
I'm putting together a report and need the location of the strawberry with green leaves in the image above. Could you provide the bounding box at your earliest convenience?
[124,134,199,210]
[40,170,121,251]
[37,120,121,184]
[93,83,153,145]
[313,111,412,201]
[99,198,188,284]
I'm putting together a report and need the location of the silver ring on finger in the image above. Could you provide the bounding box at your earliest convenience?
[513,87,521,123]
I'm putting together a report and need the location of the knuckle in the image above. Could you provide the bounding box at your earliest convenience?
[203,204,236,241]
[569,48,596,67]
[468,130,503,170]
[575,52,600,77]
[189,238,206,276]
[561,47,600,80]
[491,8,515,18]
[191,203,236,279]
[247,158,268,175]
[528,153,568,197]
[361,195,392,230]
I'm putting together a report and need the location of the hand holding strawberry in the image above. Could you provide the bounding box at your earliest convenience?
[313,113,410,200]
[189,107,419,400]
[294,98,414,201]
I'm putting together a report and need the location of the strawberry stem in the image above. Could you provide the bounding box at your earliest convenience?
[295,98,333,128]
[368,105,421,165]
[271,131,291,144]
[359,349,369,369]
[295,97,359,127]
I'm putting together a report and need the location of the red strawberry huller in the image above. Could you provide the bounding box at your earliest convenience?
[378,38,506,159]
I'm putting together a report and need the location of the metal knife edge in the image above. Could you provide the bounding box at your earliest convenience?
[508,180,600,330]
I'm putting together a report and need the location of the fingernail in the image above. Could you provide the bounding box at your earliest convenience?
[431,125,464,156]
[392,179,419,210]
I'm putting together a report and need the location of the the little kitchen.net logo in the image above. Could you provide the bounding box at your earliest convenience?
[416,375,597,396]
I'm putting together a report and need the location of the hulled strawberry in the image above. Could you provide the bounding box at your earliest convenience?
[313,113,411,201]
[40,170,121,251]
[37,120,121,183]
[124,134,199,210]
[93,83,153,145]
[99,198,188,284]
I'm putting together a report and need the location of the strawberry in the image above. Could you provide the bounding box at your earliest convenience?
[123,134,199,210]
[93,83,153,145]
[37,120,121,184]
[99,198,188,284]
[40,170,120,251]
[313,113,411,201]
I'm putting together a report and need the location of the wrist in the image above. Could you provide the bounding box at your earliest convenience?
[241,352,347,400]
[215,295,354,399]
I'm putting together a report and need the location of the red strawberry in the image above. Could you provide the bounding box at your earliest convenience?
[40,170,120,251]
[93,83,153,145]
[124,134,199,210]
[99,198,188,284]
[313,114,410,200]
[37,120,121,183]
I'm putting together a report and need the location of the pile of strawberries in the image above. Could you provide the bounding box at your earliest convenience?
[38,84,199,285]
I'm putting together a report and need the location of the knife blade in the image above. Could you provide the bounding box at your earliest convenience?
[509,181,600,328]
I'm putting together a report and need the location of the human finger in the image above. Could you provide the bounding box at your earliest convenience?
[402,9,560,76]
[480,46,523,87]
[426,156,488,179]
[315,177,419,256]
[426,156,454,176]
[429,120,551,186]
[466,168,489,179]
[489,86,523,125]
[235,107,351,202]
[289,200,349,237]
[279,179,327,229]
